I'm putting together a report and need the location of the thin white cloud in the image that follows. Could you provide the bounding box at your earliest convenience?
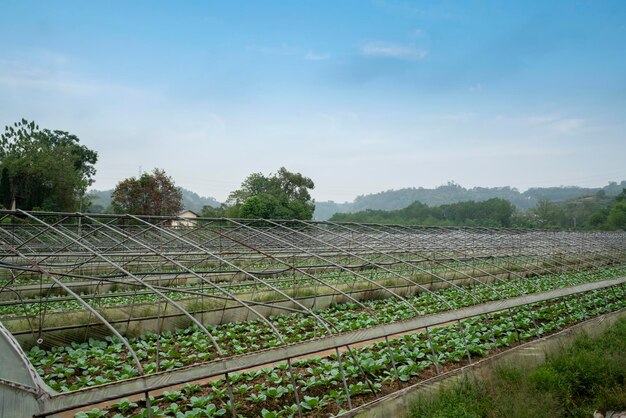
[360,41,427,60]
[421,111,477,122]
[527,115,585,134]
[252,46,330,62]
[552,118,584,133]
[409,28,424,38]
[252,44,300,55]
[1,50,620,204]
[304,51,330,61]
[0,56,145,98]
[317,111,359,126]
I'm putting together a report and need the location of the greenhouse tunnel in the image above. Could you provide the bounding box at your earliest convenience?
[0,210,624,417]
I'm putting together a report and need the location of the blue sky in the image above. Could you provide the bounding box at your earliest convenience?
[1,1,625,202]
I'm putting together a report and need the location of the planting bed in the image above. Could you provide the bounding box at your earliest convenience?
[25,265,626,393]
[67,282,626,417]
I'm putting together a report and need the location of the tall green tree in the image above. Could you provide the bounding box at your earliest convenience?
[227,167,315,220]
[607,201,626,230]
[606,190,626,230]
[532,199,564,227]
[111,168,183,216]
[200,203,230,218]
[0,119,98,211]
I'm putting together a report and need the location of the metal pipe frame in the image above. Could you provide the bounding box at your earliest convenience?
[0,210,623,417]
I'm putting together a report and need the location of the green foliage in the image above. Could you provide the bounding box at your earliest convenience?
[27,266,626,399]
[411,318,626,418]
[227,167,315,220]
[111,168,183,216]
[74,408,107,418]
[331,198,514,227]
[0,119,98,211]
[518,190,626,230]
[411,377,492,418]
[331,189,626,230]
[315,181,626,220]
[111,398,138,414]
[88,187,219,214]
[0,168,11,209]
[240,194,284,219]
[530,367,563,394]
[44,270,625,416]
[201,203,229,218]
[607,200,626,230]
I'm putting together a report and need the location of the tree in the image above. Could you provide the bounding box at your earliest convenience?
[201,203,228,218]
[239,194,284,219]
[0,168,11,209]
[330,198,514,227]
[531,199,566,228]
[606,201,626,230]
[111,168,183,216]
[0,119,98,211]
[227,167,315,220]
[606,189,626,230]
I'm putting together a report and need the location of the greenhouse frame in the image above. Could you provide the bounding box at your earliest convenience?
[0,210,625,417]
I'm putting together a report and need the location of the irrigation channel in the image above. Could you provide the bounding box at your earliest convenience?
[0,210,624,417]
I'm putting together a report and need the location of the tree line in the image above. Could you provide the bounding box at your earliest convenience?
[330,192,626,230]
[0,120,316,220]
[330,198,516,227]
[1,119,624,230]
[513,191,626,230]
[314,180,626,220]
[107,166,316,220]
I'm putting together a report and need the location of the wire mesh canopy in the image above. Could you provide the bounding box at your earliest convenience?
[0,210,625,417]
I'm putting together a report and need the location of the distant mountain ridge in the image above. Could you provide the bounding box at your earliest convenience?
[88,188,220,213]
[313,181,626,220]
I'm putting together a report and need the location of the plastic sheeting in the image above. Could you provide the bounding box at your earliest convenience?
[0,384,42,418]
[0,322,48,417]
[0,322,39,389]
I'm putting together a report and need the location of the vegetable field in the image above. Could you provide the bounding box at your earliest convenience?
[0,211,624,417]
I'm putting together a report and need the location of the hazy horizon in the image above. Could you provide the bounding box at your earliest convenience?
[91,177,626,205]
[2,1,625,202]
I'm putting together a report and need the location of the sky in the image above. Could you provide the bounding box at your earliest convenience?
[1,1,625,203]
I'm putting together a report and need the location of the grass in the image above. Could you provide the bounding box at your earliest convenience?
[410,317,626,418]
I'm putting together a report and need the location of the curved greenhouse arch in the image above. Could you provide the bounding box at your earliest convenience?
[0,210,624,417]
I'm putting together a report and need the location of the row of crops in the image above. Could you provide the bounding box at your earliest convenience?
[26,264,626,417]
[0,251,592,286]
[69,281,626,417]
[26,265,626,393]
[0,211,624,418]
[0,255,609,318]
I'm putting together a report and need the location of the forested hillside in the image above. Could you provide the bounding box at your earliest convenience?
[315,181,626,220]
[330,190,626,230]
[330,198,516,227]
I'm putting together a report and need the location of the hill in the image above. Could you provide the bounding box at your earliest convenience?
[329,189,626,230]
[314,180,626,220]
[330,198,516,227]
